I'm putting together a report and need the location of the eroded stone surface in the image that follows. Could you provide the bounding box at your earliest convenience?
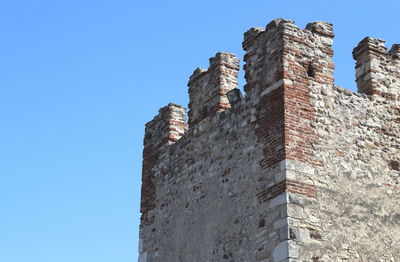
[139,18,400,262]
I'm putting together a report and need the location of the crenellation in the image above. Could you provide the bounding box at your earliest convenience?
[265,18,294,32]
[304,21,334,38]
[353,37,387,57]
[187,52,240,127]
[187,67,207,86]
[140,103,187,228]
[139,18,399,262]
[353,37,400,99]
[144,103,187,146]
[242,27,264,51]
[389,43,400,58]
[243,22,284,95]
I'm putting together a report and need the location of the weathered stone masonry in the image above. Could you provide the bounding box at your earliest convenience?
[139,18,400,262]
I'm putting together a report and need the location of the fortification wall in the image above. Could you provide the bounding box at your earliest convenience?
[139,55,271,261]
[140,100,262,261]
[139,18,400,262]
[289,85,400,261]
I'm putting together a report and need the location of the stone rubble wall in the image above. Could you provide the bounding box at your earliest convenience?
[285,86,400,262]
[139,18,400,262]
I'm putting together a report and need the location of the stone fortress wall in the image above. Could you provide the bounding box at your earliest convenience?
[139,18,400,262]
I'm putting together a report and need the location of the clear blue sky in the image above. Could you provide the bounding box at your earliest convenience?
[0,0,398,261]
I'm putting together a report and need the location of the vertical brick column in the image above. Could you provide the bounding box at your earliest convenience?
[187,52,240,127]
[242,19,290,169]
[242,20,335,262]
[353,37,400,99]
[242,19,334,169]
[140,103,187,226]
[282,21,334,166]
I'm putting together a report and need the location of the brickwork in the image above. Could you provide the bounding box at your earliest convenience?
[140,104,187,226]
[257,180,316,203]
[139,19,400,262]
[353,37,400,99]
[188,52,240,127]
[243,19,334,170]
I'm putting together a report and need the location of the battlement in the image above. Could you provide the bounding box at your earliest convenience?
[139,18,400,262]
[242,19,334,93]
[353,37,400,99]
[145,19,399,145]
[140,103,186,226]
[187,52,240,127]
[242,18,333,51]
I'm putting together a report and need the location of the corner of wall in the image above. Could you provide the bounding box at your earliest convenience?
[140,103,187,227]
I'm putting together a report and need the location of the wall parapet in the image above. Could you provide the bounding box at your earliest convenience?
[139,18,400,261]
[353,37,400,99]
[187,52,240,127]
[140,103,187,226]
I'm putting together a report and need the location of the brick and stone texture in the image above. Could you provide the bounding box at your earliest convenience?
[139,18,400,262]
[188,52,240,127]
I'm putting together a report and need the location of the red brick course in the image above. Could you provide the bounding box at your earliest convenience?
[257,180,316,203]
